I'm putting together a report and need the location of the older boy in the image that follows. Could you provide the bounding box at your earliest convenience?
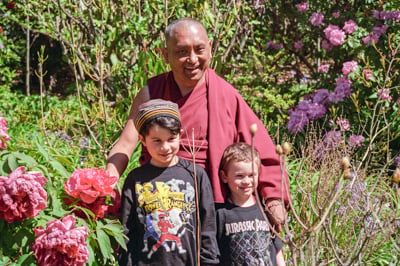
[119,99,219,265]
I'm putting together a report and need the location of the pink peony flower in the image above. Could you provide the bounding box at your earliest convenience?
[318,63,330,73]
[342,60,358,76]
[310,12,324,26]
[294,40,304,51]
[64,168,118,204]
[321,39,333,51]
[64,189,121,220]
[324,25,346,46]
[31,215,89,266]
[343,19,358,34]
[0,117,11,150]
[295,2,308,12]
[0,166,47,223]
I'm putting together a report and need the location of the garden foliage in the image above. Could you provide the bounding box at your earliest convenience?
[0,0,399,265]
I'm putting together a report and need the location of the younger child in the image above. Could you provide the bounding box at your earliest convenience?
[119,99,219,265]
[216,142,285,266]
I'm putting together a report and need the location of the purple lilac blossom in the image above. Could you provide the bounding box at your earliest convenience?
[342,60,358,76]
[297,100,326,120]
[348,134,365,147]
[307,103,327,120]
[323,130,342,148]
[343,19,357,34]
[310,12,324,26]
[324,25,346,46]
[329,77,352,103]
[295,2,308,13]
[287,110,309,134]
[334,205,346,215]
[267,41,283,50]
[312,143,325,160]
[373,10,400,21]
[362,33,380,45]
[329,92,344,104]
[372,24,389,36]
[335,77,352,96]
[313,89,330,105]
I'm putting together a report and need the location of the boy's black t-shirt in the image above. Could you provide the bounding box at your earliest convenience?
[119,157,219,266]
[216,202,282,266]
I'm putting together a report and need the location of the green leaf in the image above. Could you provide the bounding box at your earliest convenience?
[96,229,112,263]
[102,223,123,233]
[0,160,11,175]
[17,253,35,265]
[49,160,70,178]
[34,140,49,161]
[13,152,37,168]
[7,153,18,171]
[113,232,127,251]
[86,239,96,266]
[110,53,119,66]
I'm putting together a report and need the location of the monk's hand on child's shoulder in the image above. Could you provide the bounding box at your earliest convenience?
[265,198,286,233]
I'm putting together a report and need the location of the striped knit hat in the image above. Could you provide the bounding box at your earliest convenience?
[134,99,181,133]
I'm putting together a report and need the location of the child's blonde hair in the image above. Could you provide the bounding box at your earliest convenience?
[220,142,261,173]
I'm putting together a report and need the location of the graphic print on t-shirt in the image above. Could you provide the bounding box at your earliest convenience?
[135,179,195,258]
[225,218,273,265]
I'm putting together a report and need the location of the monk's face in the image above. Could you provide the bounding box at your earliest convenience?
[163,24,212,91]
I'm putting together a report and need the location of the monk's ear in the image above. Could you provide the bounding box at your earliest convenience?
[162,47,169,64]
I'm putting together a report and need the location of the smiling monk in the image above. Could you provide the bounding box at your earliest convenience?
[106,18,291,232]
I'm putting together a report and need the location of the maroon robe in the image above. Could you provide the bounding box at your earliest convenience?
[143,69,290,204]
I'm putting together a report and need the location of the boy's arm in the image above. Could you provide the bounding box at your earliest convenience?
[198,167,220,265]
[106,86,150,178]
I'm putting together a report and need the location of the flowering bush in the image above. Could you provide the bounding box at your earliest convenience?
[64,168,119,220]
[31,215,89,266]
[0,166,47,223]
[0,116,11,150]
